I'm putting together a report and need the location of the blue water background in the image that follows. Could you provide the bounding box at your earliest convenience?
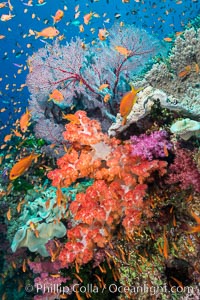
[0,0,199,140]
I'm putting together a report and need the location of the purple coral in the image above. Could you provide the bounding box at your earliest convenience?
[131,130,172,160]
[166,146,200,193]
[28,260,63,274]
[26,24,161,134]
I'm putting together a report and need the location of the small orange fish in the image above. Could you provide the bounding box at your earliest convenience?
[45,198,50,209]
[163,228,168,259]
[62,113,80,124]
[56,186,64,206]
[194,63,199,74]
[52,9,64,24]
[175,31,183,36]
[17,200,25,213]
[187,210,200,233]
[120,85,142,125]
[8,0,13,11]
[170,276,184,288]
[20,109,31,133]
[12,129,22,137]
[6,207,12,221]
[22,259,26,272]
[0,12,15,21]
[4,134,12,142]
[11,261,17,269]
[83,12,93,25]
[73,273,83,283]
[9,152,39,180]
[79,24,84,32]
[98,83,109,90]
[115,45,131,56]
[0,35,5,39]
[50,274,61,278]
[103,94,111,103]
[48,89,64,102]
[98,28,109,41]
[178,65,192,78]
[0,2,7,8]
[178,65,191,78]
[35,27,59,39]
[163,144,169,156]
[163,37,172,42]
[58,34,65,41]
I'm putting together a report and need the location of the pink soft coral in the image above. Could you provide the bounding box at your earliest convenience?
[166,146,200,192]
[131,130,172,160]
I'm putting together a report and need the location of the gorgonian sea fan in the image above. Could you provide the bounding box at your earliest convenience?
[26,24,162,122]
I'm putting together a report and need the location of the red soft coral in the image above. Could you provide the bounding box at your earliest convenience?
[48,111,168,266]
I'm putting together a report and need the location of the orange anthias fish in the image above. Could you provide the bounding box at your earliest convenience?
[83,12,93,25]
[98,83,109,90]
[98,28,109,41]
[115,45,132,57]
[48,89,64,103]
[62,113,80,124]
[0,12,15,21]
[0,2,7,8]
[120,85,142,125]
[20,109,31,133]
[187,210,200,233]
[103,94,111,103]
[178,65,192,78]
[163,227,169,259]
[35,27,59,39]
[163,37,173,42]
[56,186,65,206]
[9,152,39,180]
[52,9,64,24]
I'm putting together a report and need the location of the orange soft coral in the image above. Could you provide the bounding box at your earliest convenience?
[63,110,108,145]
[48,111,168,266]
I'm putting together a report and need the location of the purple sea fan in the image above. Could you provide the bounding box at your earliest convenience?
[131,130,173,160]
[34,118,65,144]
[166,146,200,193]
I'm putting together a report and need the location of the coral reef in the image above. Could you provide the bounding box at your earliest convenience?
[1,21,200,300]
[144,28,200,117]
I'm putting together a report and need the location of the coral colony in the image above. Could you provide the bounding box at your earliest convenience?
[1,19,200,300]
